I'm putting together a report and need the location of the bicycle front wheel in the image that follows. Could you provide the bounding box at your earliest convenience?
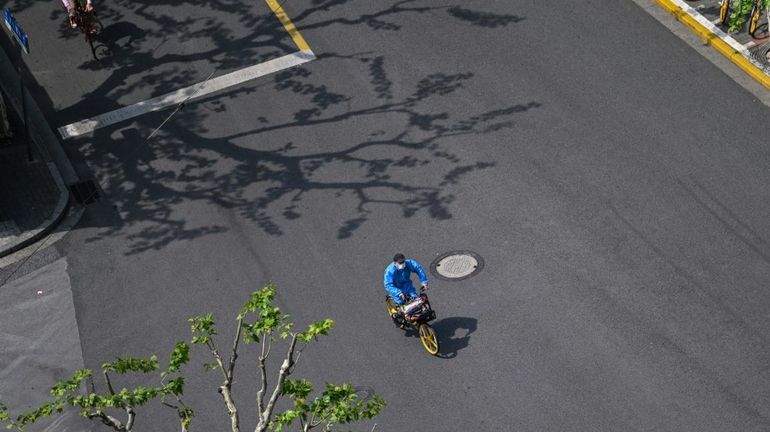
[418,323,439,355]
[719,0,731,25]
[385,297,398,317]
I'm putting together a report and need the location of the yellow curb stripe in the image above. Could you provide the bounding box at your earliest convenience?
[266,0,311,52]
[656,0,770,90]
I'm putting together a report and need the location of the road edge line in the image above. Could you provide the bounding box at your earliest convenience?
[656,0,770,90]
[265,0,311,52]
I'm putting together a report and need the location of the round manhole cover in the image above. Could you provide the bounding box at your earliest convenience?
[430,251,484,281]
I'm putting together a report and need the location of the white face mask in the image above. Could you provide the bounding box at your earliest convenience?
[395,262,406,270]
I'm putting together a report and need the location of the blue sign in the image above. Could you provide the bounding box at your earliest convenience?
[3,8,29,54]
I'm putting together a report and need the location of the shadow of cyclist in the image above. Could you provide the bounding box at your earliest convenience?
[422,316,477,359]
[81,21,145,66]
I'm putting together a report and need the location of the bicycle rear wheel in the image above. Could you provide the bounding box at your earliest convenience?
[87,35,97,59]
[418,323,439,355]
[749,3,761,36]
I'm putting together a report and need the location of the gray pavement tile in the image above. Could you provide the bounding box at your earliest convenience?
[0,220,21,250]
[0,258,92,431]
[0,144,59,232]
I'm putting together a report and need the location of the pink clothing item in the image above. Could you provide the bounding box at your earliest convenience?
[62,0,92,10]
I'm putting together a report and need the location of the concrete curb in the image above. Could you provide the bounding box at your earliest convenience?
[656,0,770,90]
[0,162,70,258]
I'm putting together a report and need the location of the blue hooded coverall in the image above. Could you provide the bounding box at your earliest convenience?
[384,259,428,305]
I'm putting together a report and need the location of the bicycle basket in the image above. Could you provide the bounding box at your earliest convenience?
[401,297,425,315]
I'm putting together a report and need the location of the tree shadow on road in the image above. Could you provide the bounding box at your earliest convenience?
[41,0,528,120]
[77,54,541,253]
[447,6,525,28]
[8,0,535,254]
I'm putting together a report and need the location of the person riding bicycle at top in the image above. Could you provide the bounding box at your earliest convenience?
[62,0,93,28]
[384,253,428,306]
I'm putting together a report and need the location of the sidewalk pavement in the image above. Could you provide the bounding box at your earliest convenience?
[0,91,69,259]
[0,257,92,431]
[0,19,87,260]
[658,0,770,89]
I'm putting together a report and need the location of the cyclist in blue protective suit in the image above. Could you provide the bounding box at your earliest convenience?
[384,253,428,305]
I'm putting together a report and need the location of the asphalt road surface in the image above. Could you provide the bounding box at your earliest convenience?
[2,0,770,431]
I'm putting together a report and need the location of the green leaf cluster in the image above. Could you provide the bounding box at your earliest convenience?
[165,341,191,376]
[727,0,770,32]
[0,284,383,432]
[189,313,217,345]
[1,369,92,429]
[273,381,385,431]
[238,284,295,343]
[0,344,193,431]
[102,356,159,374]
[297,319,334,343]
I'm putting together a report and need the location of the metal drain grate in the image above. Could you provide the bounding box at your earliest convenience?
[430,251,484,281]
[69,179,100,205]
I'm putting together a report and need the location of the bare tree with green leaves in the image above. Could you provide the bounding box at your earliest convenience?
[0,284,385,432]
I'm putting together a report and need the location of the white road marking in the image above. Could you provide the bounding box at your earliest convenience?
[58,49,316,140]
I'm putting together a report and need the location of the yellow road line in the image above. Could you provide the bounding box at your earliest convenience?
[265,0,311,52]
[656,0,770,90]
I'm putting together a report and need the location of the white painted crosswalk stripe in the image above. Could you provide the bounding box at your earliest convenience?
[58,49,316,140]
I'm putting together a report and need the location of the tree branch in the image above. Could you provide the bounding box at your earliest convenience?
[256,334,298,432]
[125,406,136,431]
[303,413,318,432]
[256,336,269,423]
[264,336,273,360]
[227,318,243,381]
[87,410,124,431]
[211,319,243,432]
[219,318,244,432]
[103,370,116,395]
[206,325,241,431]
[218,381,240,432]
[290,344,307,373]
[207,339,230,382]
[88,375,97,394]
[161,400,192,432]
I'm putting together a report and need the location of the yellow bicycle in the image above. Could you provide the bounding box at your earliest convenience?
[385,291,439,355]
[720,0,764,37]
